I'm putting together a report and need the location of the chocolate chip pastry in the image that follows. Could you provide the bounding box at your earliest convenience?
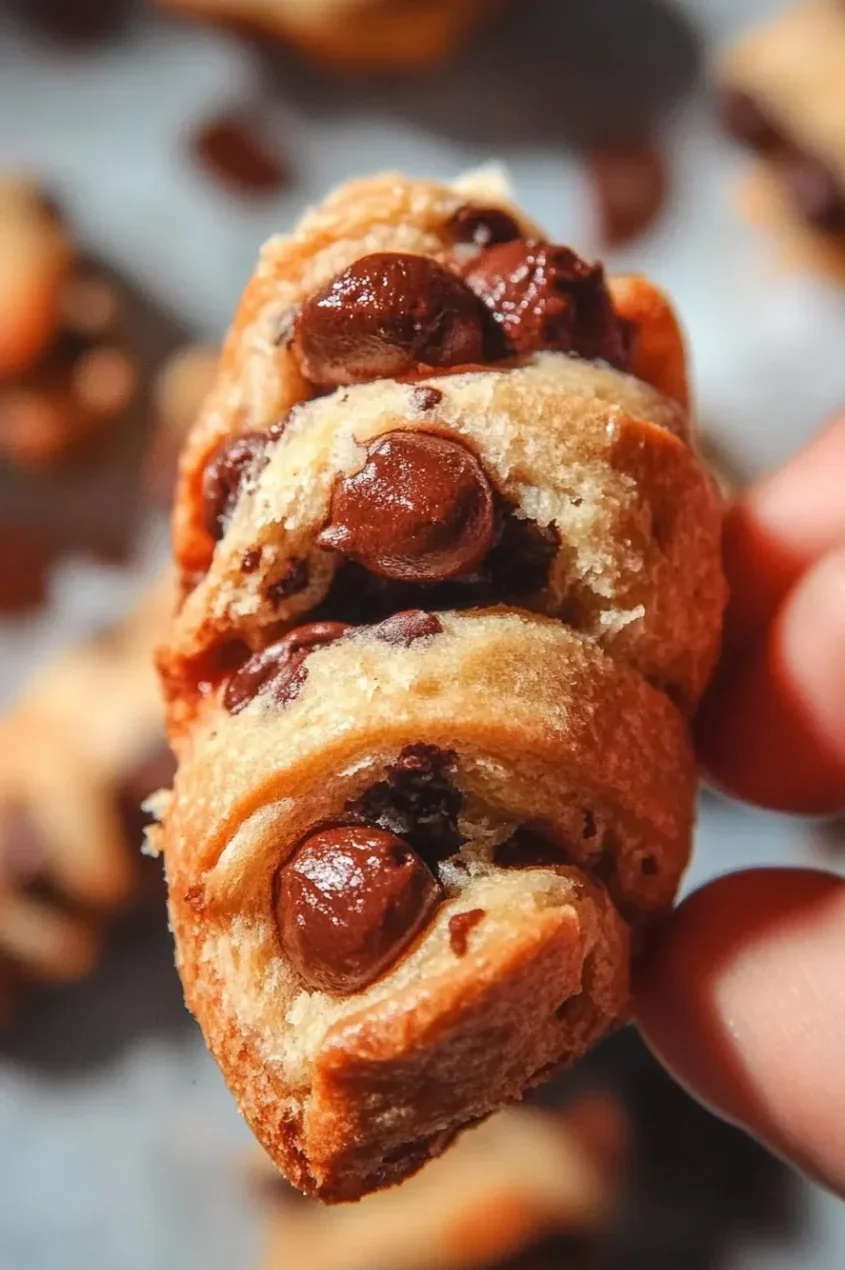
[254,1100,623,1270]
[157,0,494,72]
[0,578,174,1016]
[157,171,726,1201]
[0,179,139,471]
[721,0,845,281]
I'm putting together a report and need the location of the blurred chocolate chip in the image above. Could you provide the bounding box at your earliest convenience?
[448,204,521,247]
[462,239,630,368]
[411,385,443,411]
[0,805,49,891]
[292,253,488,389]
[190,110,289,197]
[448,908,485,957]
[495,828,570,870]
[780,150,845,232]
[371,610,443,647]
[276,823,441,995]
[265,558,309,605]
[201,433,268,540]
[719,87,784,153]
[0,523,52,615]
[347,743,463,866]
[317,430,496,584]
[589,140,669,247]
[223,621,349,715]
[10,0,128,43]
[241,548,262,574]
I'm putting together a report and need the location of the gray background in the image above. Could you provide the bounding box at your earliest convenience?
[1,1,844,1266]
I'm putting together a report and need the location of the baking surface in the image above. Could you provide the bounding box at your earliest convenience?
[1,1,844,1266]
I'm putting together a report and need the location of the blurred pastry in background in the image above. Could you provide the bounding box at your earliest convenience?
[0,522,53,616]
[157,0,496,73]
[0,179,140,472]
[254,1101,625,1270]
[0,577,173,1020]
[720,0,845,282]
[145,344,219,506]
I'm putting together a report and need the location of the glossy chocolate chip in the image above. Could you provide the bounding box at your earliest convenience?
[448,204,521,247]
[461,239,630,369]
[223,621,349,714]
[292,253,487,388]
[201,433,268,541]
[371,610,443,646]
[317,430,496,583]
[275,824,441,994]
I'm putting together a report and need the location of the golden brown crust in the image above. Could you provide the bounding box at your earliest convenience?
[158,0,494,73]
[159,172,724,1200]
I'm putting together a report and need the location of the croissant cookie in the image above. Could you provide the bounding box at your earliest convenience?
[157,171,726,1201]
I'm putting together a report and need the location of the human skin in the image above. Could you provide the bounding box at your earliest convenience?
[635,412,845,1197]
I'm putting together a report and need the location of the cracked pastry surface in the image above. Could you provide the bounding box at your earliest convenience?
[721,0,845,279]
[158,171,725,1200]
[0,578,173,1016]
[157,0,494,72]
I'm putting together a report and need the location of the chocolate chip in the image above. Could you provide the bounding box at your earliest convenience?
[201,433,268,541]
[719,88,784,153]
[448,204,522,247]
[347,744,463,866]
[223,621,349,714]
[589,140,669,247]
[448,908,485,957]
[780,151,845,232]
[266,558,309,605]
[292,253,488,389]
[488,510,559,599]
[317,431,495,584]
[461,239,631,369]
[275,824,441,994]
[494,829,570,870]
[191,111,289,197]
[241,547,262,573]
[371,610,443,647]
[411,385,443,411]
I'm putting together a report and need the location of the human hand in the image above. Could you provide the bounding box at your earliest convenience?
[635,413,845,1196]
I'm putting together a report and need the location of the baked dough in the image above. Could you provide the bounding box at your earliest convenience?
[0,579,172,1015]
[158,0,495,72]
[158,172,725,1200]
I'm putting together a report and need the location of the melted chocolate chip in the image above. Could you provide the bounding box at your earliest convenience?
[292,253,488,388]
[461,239,630,369]
[488,510,559,599]
[371,610,443,647]
[347,744,464,867]
[275,824,441,994]
[411,384,443,411]
[494,828,570,870]
[448,908,485,957]
[241,547,262,574]
[223,621,349,714]
[266,558,309,605]
[448,204,521,248]
[317,430,496,584]
[201,433,268,540]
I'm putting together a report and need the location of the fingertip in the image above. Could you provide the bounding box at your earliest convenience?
[635,868,845,1195]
